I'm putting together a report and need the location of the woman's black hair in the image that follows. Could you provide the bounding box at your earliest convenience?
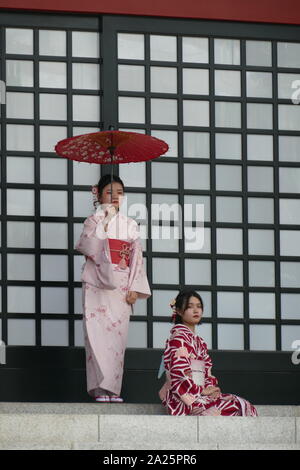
[173,290,204,325]
[97,174,125,198]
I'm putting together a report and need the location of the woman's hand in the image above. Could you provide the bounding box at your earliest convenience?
[201,386,221,399]
[126,291,138,305]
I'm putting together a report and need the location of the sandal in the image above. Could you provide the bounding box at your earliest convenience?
[95,395,110,402]
[110,396,123,403]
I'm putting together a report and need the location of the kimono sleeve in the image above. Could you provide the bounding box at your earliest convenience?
[127,221,151,299]
[167,338,204,405]
[200,339,218,388]
[75,215,106,265]
[75,215,115,289]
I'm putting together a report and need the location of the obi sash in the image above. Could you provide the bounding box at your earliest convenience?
[191,359,205,387]
[108,238,131,269]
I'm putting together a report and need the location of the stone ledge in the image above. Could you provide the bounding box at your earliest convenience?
[0,403,299,416]
[1,441,300,451]
[0,413,299,448]
[98,415,297,445]
[0,402,166,415]
[73,442,300,451]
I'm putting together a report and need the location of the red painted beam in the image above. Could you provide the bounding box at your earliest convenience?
[0,0,300,25]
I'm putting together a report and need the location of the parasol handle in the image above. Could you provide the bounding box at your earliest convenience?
[108,146,115,204]
[108,124,115,204]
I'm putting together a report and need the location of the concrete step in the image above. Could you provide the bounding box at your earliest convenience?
[1,443,300,450]
[0,402,299,416]
[0,403,299,450]
[0,402,167,415]
[74,441,300,450]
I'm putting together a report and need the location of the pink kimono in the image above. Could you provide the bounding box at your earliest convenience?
[76,208,151,397]
[159,324,258,416]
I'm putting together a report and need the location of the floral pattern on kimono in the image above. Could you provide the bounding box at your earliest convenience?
[76,209,151,397]
[159,324,258,417]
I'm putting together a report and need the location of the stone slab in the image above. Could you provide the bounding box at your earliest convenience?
[72,442,218,450]
[0,402,298,416]
[197,416,295,445]
[0,402,166,415]
[99,415,198,445]
[0,409,298,449]
[0,413,98,446]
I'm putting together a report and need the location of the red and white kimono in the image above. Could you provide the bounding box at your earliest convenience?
[159,324,258,416]
[76,208,151,397]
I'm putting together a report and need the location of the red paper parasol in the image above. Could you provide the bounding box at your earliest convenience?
[55,130,169,164]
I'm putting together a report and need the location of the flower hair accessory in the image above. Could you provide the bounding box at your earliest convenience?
[170,298,177,323]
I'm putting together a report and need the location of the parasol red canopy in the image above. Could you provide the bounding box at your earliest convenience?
[55,130,169,164]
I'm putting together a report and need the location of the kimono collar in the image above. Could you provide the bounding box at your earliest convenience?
[170,324,196,340]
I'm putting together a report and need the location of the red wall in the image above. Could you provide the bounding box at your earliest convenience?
[0,0,300,25]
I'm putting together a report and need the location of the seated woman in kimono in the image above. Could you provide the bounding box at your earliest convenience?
[76,174,151,403]
[159,290,258,416]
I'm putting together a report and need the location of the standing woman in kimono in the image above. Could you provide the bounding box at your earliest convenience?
[76,174,151,402]
[159,290,258,416]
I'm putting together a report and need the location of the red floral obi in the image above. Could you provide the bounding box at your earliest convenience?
[108,238,131,269]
